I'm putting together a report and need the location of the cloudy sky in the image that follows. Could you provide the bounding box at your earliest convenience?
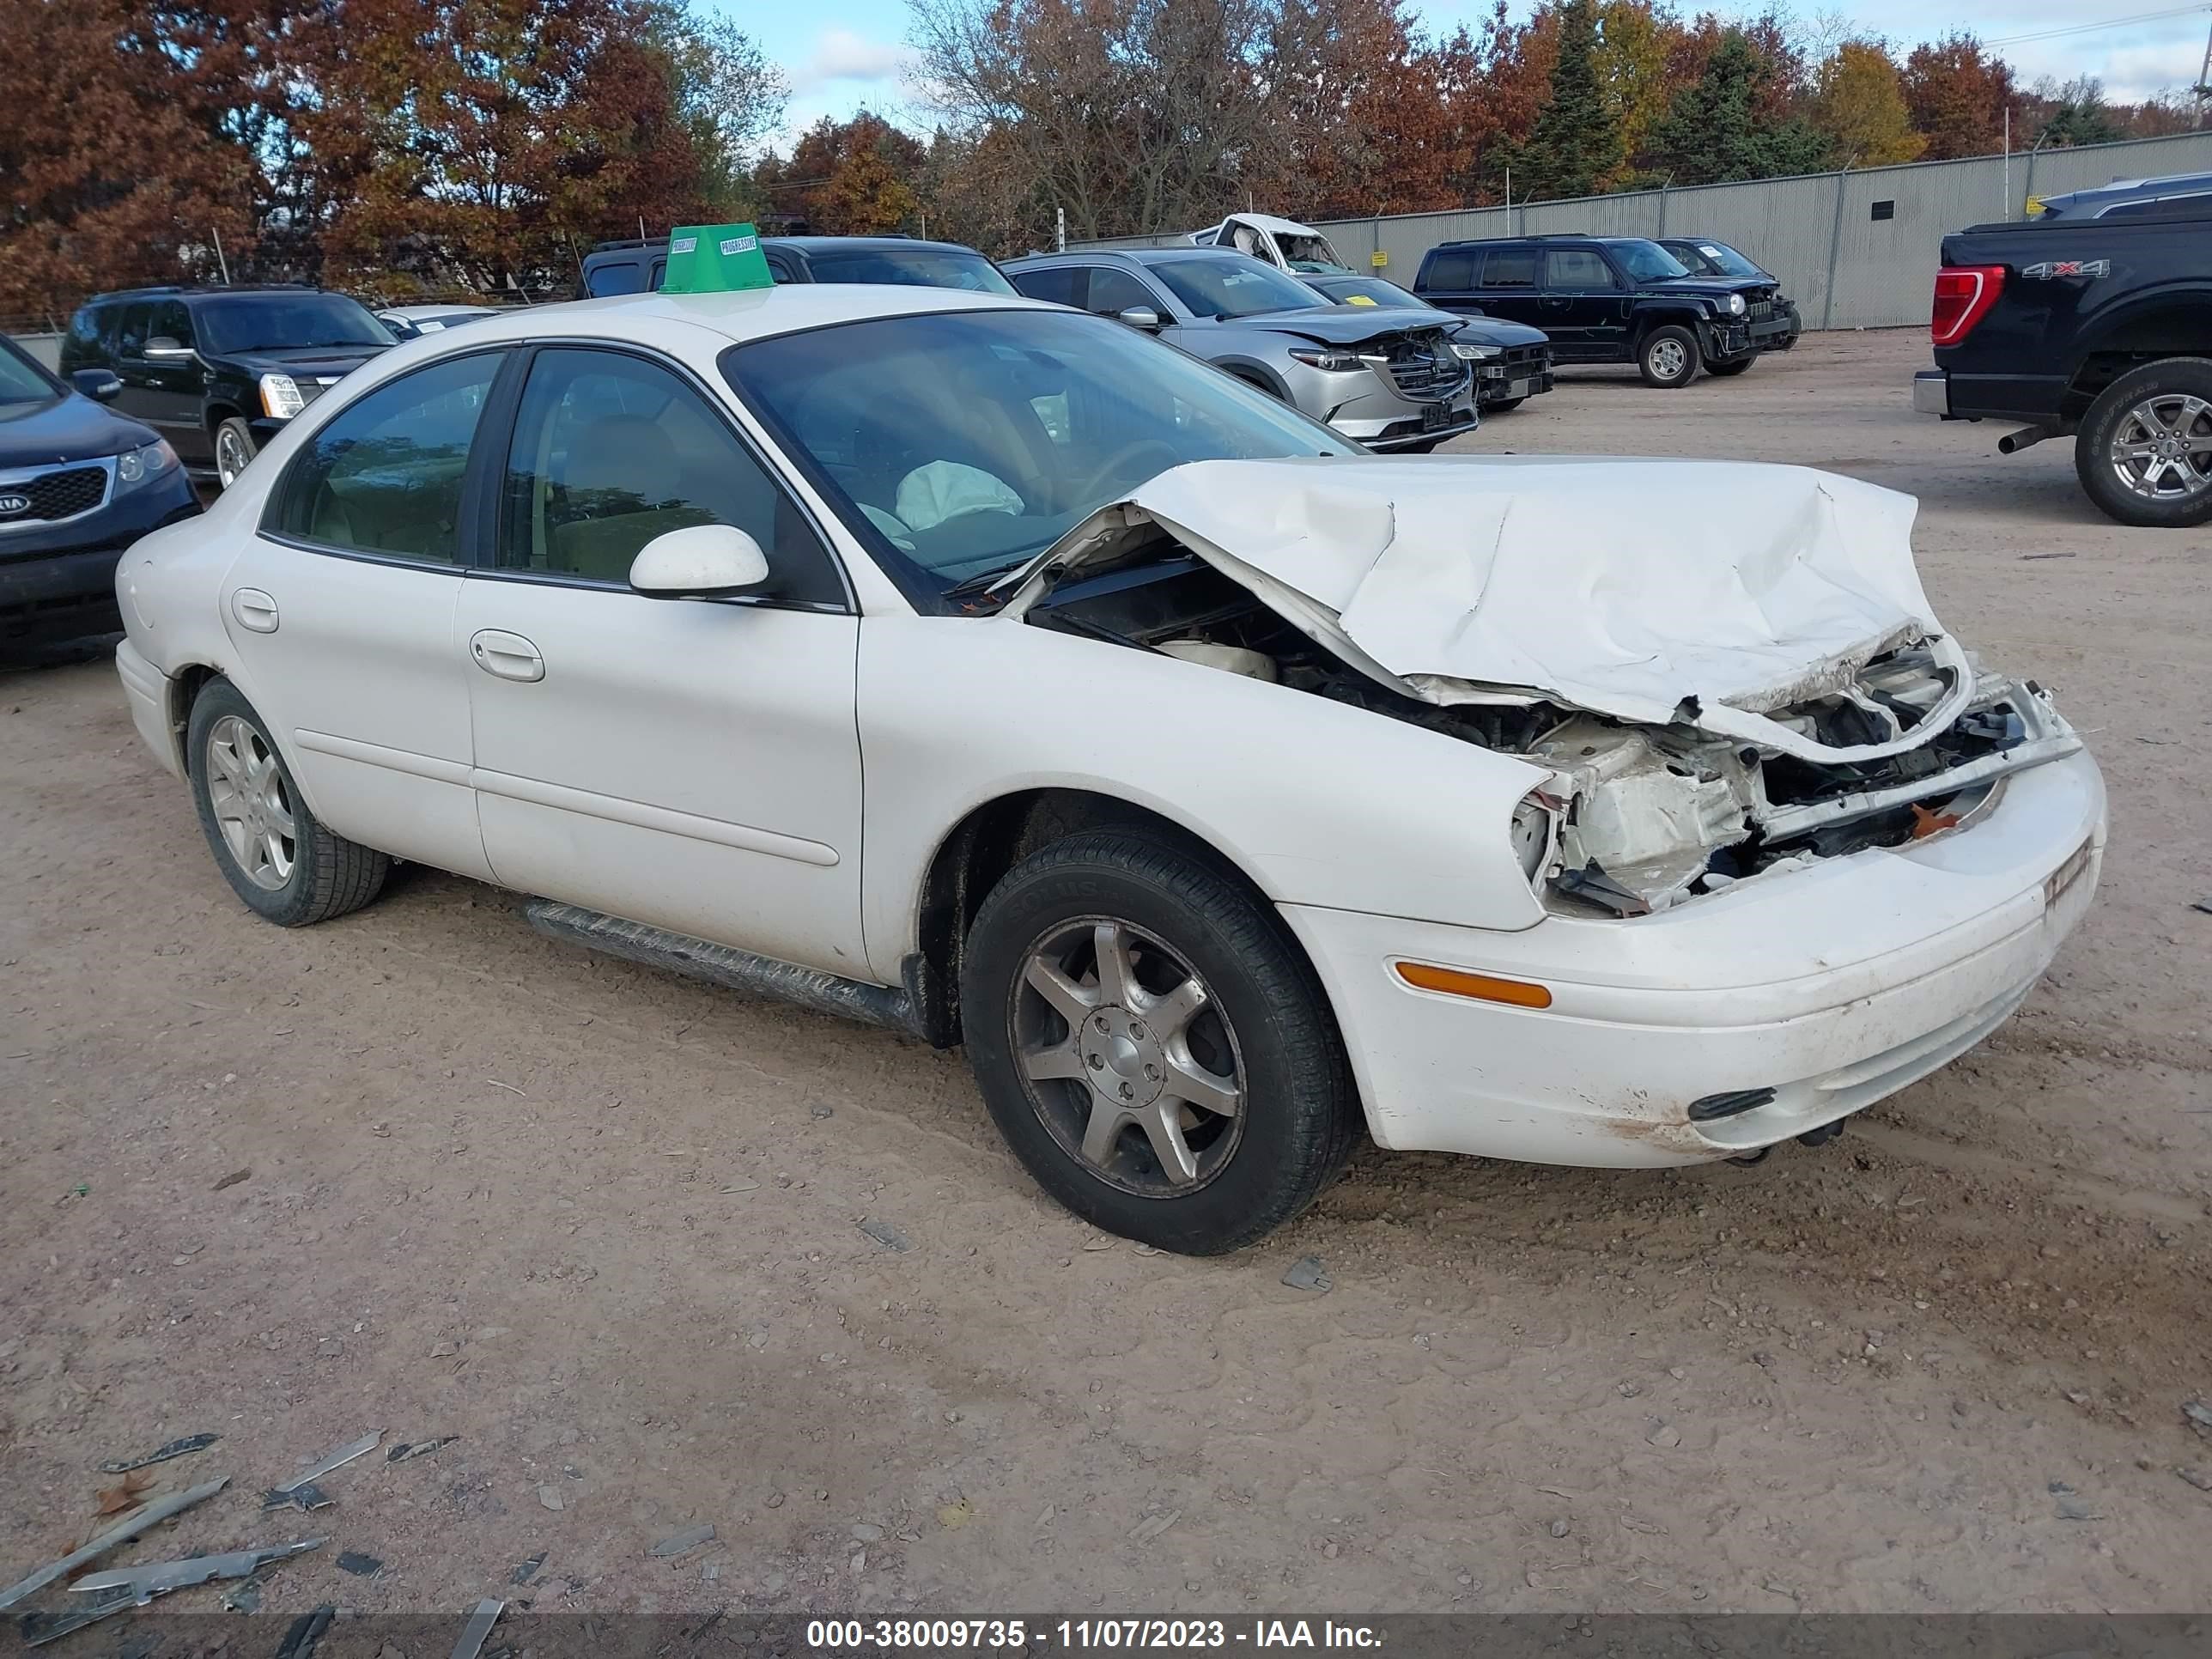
[735,0,2209,147]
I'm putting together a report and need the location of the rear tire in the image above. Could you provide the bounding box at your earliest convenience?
[1705,356,1753,377]
[1637,325,1699,389]
[186,678,391,926]
[1486,397,1527,411]
[2074,357,2212,529]
[960,830,1360,1255]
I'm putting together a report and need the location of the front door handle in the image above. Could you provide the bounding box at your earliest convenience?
[470,629,544,683]
[231,588,279,633]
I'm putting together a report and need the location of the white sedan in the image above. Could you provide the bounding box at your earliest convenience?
[111,284,2105,1254]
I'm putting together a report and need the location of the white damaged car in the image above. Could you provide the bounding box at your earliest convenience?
[112,284,2105,1253]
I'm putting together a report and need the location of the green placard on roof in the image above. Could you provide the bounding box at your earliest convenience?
[660,223,773,294]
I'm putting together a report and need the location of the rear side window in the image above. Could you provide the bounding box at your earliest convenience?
[1480,249,1539,288]
[61,305,112,370]
[271,352,503,564]
[115,304,154,360]
[149,300,195,349]
[1009,266,1085,308]
[586,260,648,297]
[1419,249,1474,290]
[1085,267,1159,317]
[1545,248,1614,288]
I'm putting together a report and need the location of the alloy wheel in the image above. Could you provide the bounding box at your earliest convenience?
[2110,392,2212,503]
[1648,337,1688,381]
[216,426,251,488]
[204,714,296,890]
[1010,917,1245,1196]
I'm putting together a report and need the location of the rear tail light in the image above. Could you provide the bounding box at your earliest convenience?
[1930,265,2004,346]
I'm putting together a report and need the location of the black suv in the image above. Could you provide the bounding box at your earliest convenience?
[579,235,1016,298]
[0,335,198,647]
[59,286,396,487]
[1413,235,1793,387]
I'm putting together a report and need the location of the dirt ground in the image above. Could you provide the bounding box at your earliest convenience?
[3,328,2209,1626]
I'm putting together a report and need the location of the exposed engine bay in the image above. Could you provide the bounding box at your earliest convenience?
[1019,542,2082,916]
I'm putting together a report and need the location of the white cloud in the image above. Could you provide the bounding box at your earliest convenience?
[787,27,916,95]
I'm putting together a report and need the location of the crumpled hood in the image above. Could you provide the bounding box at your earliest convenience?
[1223,306,1455,345]
[1008,456,1974,764]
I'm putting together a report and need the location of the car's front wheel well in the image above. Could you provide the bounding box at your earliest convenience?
[913,789,1281,1048]
[204,403,246,435]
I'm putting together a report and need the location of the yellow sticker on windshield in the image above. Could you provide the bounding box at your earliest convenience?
[1346,294,1376,306]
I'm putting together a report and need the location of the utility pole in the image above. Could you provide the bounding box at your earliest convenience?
[2196,9,2212,129]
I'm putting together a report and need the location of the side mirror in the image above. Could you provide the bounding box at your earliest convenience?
[629,523,770,599]
[143,337,194,361]
[1116,306,1164,331]
[71,368,122,403]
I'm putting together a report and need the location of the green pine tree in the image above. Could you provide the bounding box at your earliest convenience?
[1516,0,1625,200]
[1646,30,1832,185]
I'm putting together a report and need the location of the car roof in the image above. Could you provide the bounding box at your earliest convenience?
[441,284,1048,349]
[2038,170,2212,214]
[1212,213,1327,238]
[585,235,991,261]
[82,284,321,304]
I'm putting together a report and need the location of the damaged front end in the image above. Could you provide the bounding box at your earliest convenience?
[994,457,2087,920]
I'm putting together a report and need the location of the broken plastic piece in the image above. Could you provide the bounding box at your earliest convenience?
[0,1475,229,1610]
[274,1604,335,1659]
[99,1432,222,1474]
[272,1430,381,1493]
[1280,1256,1331,1293]
[262,1481,332,1512]
[508,1552,546,1585]
[19,1587,134,1647]
[388,1436,459,1463]
[649,1524,716,1559]
[71,1536,325,1605]
[1556,860,1653,918]
[335,1550,384,1577]
[859,1218,912,1252]
[451,1596,506,1659]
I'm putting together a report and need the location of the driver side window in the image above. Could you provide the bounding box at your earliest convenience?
[495,348,842,606]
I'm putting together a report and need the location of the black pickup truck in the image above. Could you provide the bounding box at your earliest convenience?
[1911,212,2212,527]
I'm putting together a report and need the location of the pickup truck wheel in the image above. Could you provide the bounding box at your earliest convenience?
[1705,357,1753,377]
[214,418,257,489]
[1638,326,1699,389]
[961,830,1360,1255]
[2076,359,2212,528]
[187,678,391,926]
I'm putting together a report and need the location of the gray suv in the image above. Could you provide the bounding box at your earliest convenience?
[1002,247,1477,452]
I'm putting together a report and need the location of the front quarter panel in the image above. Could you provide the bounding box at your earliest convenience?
[857,615,1549,983]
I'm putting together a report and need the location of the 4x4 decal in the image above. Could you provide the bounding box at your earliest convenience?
[2021,259,2112,281]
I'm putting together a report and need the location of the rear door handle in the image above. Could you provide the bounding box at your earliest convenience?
[470,629,544,683]
[231,588,279,633]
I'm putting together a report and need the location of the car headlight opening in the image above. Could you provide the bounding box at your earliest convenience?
[259,372,305,418]
[115,439,180,488]
[1451,342,1500,361]
[1287,346,1367,373]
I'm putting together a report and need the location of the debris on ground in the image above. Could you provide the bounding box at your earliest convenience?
[2176,1467,2212,1492]
[335,1551,384,1577]
[272,1603,335,1659]
[2185,1396,2212,1438]
[0,1475,229,1610]
[98,1432,222,1474]
[272,1430,382,1494]
[508,1552,546,1585]
[262,1482,332,1513]
[18,1586,135,1646]
[1280,1256,1330,1292]
[212,1169,252,1191]
[1648,1423,1682,1449]
[2191,898,2212,916]
[538,1485,564,1510]
[648,1524,715,1559]
[1128,1509,1180,1543]
[222,1577,264,1613]
[451,1597,505,1659]
[859,1218,911,1252]
[71,1536,326,1605]
[387,1437,459,1463]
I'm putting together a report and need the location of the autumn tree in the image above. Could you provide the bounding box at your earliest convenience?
[0,0,256,317]
[1644,27,1831,185]
[1899,33,2014,160]
[1813,40,1925,166]
[764,112,928,234]
[1515,0,1625,199]
[1593,0,1682,184]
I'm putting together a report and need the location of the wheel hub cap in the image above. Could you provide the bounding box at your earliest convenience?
[1081,1009,1165,1107]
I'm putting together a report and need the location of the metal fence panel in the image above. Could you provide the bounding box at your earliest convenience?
[1310,130,2212,330]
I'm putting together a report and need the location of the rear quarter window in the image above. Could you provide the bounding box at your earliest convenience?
[1419,249,1476,290]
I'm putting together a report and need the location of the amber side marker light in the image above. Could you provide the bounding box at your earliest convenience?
[1394,961,1553,1009]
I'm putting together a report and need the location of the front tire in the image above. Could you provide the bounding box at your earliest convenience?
[1638,325,1699,389]
[187,678,391,926]
[1486,396,1527,412]
[214,417,257,489]
[2075,358,2212,528]
[1705,356,1753,377]
[960,830,1360,1255]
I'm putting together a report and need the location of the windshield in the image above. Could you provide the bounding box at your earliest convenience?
[726,307,1361,605]
[1613,241,1692,283]
[197,293,395,354]
[0,340,59,404]
[1690,242,1762,278]
[1311,276,1424,308]
[1147,257,1329,320]
[804,247,1017,295]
